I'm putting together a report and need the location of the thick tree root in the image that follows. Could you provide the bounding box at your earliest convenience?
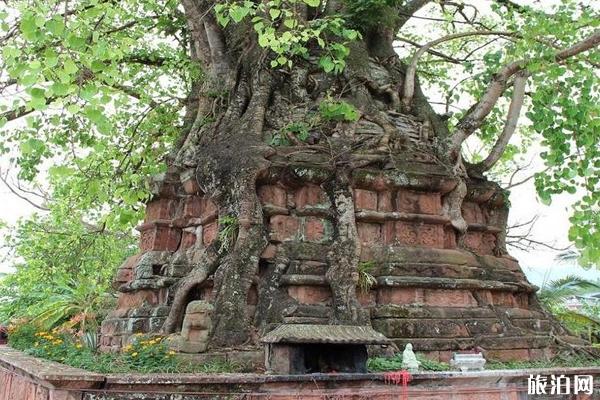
[324,171,366,325]
[162,248,220,334]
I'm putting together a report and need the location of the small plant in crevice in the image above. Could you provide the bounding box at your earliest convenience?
[357,261,377,294]
[218,215,239,254]
[270,122,312,146]
[319,98,360,122]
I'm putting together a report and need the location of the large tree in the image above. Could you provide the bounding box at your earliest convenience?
[0,0,598,345]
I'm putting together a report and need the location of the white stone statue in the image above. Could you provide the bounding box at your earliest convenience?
[402,343,420,372]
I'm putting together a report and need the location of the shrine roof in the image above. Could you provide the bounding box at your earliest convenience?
[261,324,391,345]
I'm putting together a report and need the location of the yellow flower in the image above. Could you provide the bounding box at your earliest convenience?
[131,352,138,357]
[167,351,176,355]
[34,342,39,347]
[75,343,83,349]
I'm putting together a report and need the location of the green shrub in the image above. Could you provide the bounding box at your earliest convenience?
[7,323,246,373]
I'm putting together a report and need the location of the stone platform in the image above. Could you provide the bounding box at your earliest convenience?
[1,347,599,400]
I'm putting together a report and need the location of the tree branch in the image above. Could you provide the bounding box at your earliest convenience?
[394,38,463,64]
[0,169,49,211]
[472,71,527,172]
[449,29,600,158]
[402,30,514,111]
[395,0,432,31]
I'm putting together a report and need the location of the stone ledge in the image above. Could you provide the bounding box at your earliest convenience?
[355,210,450,225]
[377,276,535,292]
[0,346,104,389]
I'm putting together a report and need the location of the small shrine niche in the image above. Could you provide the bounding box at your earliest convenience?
[261,324,390,374]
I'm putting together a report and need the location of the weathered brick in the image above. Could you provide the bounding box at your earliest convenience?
[464,231,482,252]
[373,318,469,338]
[444,227,457,249]
[182,174,200,194]
[480,233,496,255]
[465,319,505,335]
[354,189,378,210]
[462,202,484,224]
[382,221,396,244]
[377,288,423,305]
[202,222,218,246]
[258,185,288,208]
[269,215,300,242]
[113,254,141,287]
[304,217,325,242]
[295,184,328,209]
[201,198,218,221]
[287,286,331,304]
[145,199,177,221]
[395,222,443,248]
[180,230,197,249]
[358,291,376,307]
[139,224,181,252]
[117,290,161,308]
[491,292,518,307]
[485,348,530,362]
[397,191,441,214]
[181,196,203,218]
[424,289,477,307]
[357,222,381,244]
[378,191,394,212]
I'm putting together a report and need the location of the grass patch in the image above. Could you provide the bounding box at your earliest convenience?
[486,356,600,370]
[369,354,600,373]
[368,354,451,372]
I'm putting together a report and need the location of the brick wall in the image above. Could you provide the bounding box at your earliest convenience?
[100,164,554,361]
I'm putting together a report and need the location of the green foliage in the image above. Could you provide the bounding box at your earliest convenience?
[319,99,360,122]
[215,0,360,72]
[0,210,134,328]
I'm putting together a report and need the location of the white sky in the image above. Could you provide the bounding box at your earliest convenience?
[1,0,599,288]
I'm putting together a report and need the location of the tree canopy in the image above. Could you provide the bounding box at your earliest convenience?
[0,0,599,324]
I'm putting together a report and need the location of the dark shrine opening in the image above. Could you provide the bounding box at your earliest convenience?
[298,343,368,374]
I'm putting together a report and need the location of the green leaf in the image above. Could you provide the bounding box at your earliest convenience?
[303,0,320,7]
[230,6,251,23]
[269,9,281,19]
